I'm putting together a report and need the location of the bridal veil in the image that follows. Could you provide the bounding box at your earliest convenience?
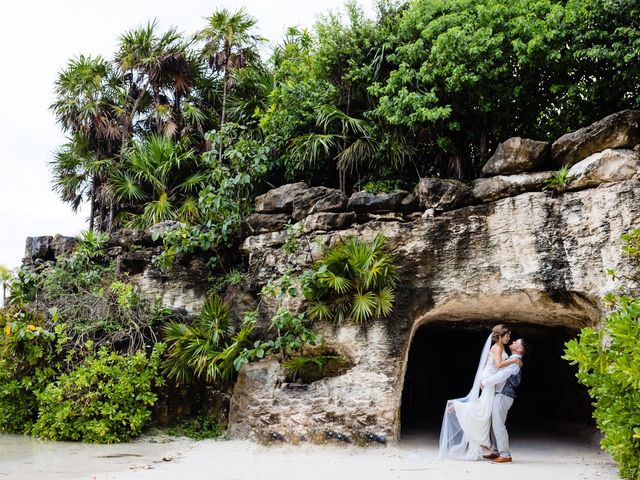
[438,335,493,460]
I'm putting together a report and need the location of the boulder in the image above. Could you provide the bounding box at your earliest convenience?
[24,236,53,260]
[301,212,356,232]
[473,172,555,203]
[482,137,550,176]
[552,110,640,166]
[567,149,640,190]
[50,234,78,257]
[347,190,418,213]
[255,182,308,214]
[145,220,182,241]
[243,214,291,235]
[292,187,347,220]
[415,178,472,212]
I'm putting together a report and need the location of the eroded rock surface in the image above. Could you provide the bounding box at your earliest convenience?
[233,180,640,444]
[552,110,640,166]
[473,172,554,203]
[415,178,472,213]
[482,137,550,176]
[568,148,640,190]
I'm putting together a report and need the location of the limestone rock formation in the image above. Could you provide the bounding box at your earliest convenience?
[415,178,472,213]
[233,180,640,444]
[482,137,550,176]
[292,187,347,220]
[300,212,356,232]
[255,182,308,213]
[347,190,418,213]
[552,110,640,166]
[473,172,554,203]
[243,213,291,235]
[567,148,640,190]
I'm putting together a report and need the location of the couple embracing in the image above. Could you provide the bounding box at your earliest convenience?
[438,324,527,463]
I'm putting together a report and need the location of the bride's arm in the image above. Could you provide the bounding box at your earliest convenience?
[491,345,521,368]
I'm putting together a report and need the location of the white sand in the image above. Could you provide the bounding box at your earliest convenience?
[0,433,619,480]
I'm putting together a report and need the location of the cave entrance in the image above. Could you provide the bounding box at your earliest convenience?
[400,321,595,441]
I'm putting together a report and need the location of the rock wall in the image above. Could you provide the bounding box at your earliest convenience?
[23,110,640,445]
[228,110,640,444]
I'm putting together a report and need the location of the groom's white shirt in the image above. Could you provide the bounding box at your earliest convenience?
[481,354,522,392]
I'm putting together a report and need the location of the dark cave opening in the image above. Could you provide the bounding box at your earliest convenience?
[400,321,595,440]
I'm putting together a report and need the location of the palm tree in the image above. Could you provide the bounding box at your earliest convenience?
[290,105,414,192]
[115,20,190,143]
[111,134,207,228]
[194,8,264,159]
[50,55,121,230]
[0,265,12,305]
[163,294,255,384]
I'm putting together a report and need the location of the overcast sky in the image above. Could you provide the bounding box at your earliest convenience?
[0,0,373,270]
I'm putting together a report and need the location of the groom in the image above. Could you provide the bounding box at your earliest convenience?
[481,338,527,464]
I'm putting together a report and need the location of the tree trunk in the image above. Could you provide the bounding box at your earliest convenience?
[218,72,228,162]
[89,177,96,232]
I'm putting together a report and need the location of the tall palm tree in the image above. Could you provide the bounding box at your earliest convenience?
[0,265,12,305]
[50,55,121,230]
[115,20,190,144]
[194,8,264,159]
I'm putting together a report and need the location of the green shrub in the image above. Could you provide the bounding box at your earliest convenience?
[564,228,640,479]
[0,305,66,433]
[543,165,574,193]
[564,298,640,480]
[302,234,398,323]
[32,344,165,443]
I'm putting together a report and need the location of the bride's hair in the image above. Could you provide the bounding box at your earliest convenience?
[491,324,510,343]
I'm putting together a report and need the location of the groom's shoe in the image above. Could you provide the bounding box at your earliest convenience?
[483,453,499,460]
[492,456,512,463]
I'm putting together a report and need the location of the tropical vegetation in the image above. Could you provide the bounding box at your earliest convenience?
[564,228,640,480]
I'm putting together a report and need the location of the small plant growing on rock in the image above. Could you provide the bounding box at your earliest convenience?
[543,165,574,193]
[303,234,398,323]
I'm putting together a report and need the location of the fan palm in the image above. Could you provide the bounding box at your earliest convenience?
[194,8,264,159]
[50,55,121,230]
[305,234,398,323]
[111,134,206,228]
[115,20,191,144]
[163,294,254,384]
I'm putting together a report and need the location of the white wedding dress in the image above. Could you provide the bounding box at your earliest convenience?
[438,335,507,460]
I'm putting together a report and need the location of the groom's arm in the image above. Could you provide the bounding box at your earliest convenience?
[481,363,520,388]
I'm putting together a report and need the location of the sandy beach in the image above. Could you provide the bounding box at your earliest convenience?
[0,432,618,480]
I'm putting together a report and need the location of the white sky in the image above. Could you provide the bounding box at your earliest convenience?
[0,0,373,270]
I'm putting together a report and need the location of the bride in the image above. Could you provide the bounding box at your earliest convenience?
[438,324,522,460]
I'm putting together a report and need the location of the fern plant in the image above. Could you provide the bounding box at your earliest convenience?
[162,294,254,384]
[303,234,398,323]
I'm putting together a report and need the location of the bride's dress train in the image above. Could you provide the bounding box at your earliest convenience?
[438,336,504,460]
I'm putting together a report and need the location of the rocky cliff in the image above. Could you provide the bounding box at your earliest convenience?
[24,110,640,444]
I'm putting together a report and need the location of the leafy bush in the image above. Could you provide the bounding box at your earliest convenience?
[564,299,640,480]
[0,305,67,433]
[302,234,398,323]
[32,344,165,443]
[564,228,640,479]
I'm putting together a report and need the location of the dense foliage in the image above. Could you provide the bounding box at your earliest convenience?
[564,228,640,479]
[0,235,169,442]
